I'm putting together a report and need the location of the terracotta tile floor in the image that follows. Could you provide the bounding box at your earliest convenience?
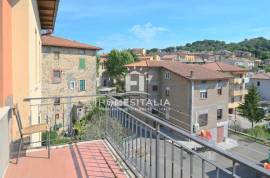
[5,140,128,178]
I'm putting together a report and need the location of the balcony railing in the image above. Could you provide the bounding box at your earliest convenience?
[13,93,270,178]
[230,89,248,96]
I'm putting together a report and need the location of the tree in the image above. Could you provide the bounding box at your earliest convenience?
[105,49,134,91]
[264,65,270,73]
[238,85,265,128]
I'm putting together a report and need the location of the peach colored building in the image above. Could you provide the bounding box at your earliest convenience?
[0,0,12,107]
[0,0,59,140]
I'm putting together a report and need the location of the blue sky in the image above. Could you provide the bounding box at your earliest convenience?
[54,0,270,52]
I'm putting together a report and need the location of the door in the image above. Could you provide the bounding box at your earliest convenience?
[217,126,224,143]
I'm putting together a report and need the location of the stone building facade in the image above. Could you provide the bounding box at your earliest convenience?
[40,35,101,133]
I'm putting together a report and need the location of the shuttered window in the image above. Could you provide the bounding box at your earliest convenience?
[79,58,86,69]
[79,80,86,91]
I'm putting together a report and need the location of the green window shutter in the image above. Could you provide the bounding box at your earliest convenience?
[79,58,86,69]
[80,80,86,91]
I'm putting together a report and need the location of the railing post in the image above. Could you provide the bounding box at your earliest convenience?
[232,161,236,178]
[155,122,160,178]
[202,159,205,178]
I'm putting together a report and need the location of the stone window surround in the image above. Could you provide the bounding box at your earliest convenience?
[79,79,86,91]
[165,71,171,80]
[52,69,62,84]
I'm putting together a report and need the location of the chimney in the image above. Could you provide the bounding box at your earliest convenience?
[190,70,194,78]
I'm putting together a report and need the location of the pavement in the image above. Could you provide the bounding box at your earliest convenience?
[228,132,269,164]
[229,114,269,130]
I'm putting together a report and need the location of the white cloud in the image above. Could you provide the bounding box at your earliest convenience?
[131,23,168,42]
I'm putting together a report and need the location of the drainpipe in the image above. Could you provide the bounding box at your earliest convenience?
[189,71,194,133]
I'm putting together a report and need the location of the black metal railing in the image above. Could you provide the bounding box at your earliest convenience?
[21,93,270,178]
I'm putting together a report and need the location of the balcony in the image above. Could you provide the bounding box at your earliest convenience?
[1,94,270,178]
[230,89,248,96]
[233,78,244,84]
[228,102,240,109]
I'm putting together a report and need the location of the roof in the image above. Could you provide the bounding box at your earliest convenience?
[202,62,247,73]
[251,73,270,80]
[42,35,102,50]
[99,57,108,63]
[37,0,60,30]
[126,60,231,81]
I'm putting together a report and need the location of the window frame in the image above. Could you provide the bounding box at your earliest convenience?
[200,89,208,99]
[79,58,86,70]
[165,88,170,96]
[79,80,86,91]
[152,85,158,92]
[217,87,222,95]
[198,113,208,127]
[69,81,76,90]
[165,71,171,80]
[52,69,61,83]
[217,109,223,120]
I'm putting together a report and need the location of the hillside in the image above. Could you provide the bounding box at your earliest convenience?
[147,37,270,60]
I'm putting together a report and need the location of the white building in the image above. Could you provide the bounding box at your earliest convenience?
[249,73,270,101]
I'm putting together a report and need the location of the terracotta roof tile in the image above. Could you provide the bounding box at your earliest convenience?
[42,35,102,50]
[202,62,247,72]
[126,61,231,81]
[251,73,270,80]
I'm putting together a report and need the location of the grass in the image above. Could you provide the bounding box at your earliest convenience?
[244,126,270,140]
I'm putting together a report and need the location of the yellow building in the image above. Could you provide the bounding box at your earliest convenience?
[202,62,247,115]
[11,0,59,140]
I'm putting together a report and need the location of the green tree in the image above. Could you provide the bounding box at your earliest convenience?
[105,49,134,91]
[264,65,270,73]
[238,85,265,128]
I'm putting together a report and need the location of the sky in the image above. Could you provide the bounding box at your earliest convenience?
[54,0,270,52]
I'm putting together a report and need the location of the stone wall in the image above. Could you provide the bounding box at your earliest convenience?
[40,46,97,131]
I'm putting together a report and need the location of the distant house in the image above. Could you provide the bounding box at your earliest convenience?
[97,57,112,87]
[41,35,102,130]
[125,60,231,143]
[234,50,252,58]
[161,54,178,61]
[222,59,254,70]
[131,48,146,56]
[202,62,247,115]
[264,59,270,65]
[249,73,270,101]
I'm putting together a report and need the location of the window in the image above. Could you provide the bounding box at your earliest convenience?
[217,109,223,120]
[54,51,60,60]
[79,58,86,69]
[198,113,208,127]
[200,89,207,99]
[152,85,158,91]
[69,81,76,90]
[257,81,260,86]
[55,113,59,120]
[217,81,222,95]
[217,88,222,95]
[79,80,86,91]
[231,97,235,103]
[54,97,60,105]
[52,70,61,83]
[165,88,170,96]
[165,72,170,80]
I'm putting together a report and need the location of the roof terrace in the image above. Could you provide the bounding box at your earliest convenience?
[1,93,270,178]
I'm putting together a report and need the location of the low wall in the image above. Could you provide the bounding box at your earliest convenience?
[0,107,10,178]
